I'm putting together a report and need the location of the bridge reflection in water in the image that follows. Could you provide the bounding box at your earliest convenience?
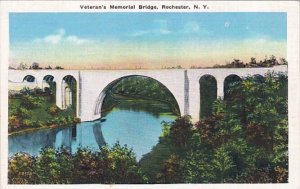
[8,121,106,157]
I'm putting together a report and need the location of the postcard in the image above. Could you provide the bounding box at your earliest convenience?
[0,1,299,189]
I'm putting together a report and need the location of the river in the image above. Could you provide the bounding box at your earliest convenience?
[9,100,177,160]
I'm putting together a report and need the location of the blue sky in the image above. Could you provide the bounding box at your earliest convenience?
[9,12,286,69]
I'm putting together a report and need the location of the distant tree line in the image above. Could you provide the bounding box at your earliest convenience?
[211,55,287,68]
[10,62,64,70]
[164,55,287,69]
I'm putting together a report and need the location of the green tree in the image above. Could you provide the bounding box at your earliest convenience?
[34,148,73,184]
[156,154,183,183]
[169,116,193,149]
[8,153,37,184]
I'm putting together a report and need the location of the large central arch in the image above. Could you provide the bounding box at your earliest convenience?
[94,75,181,119]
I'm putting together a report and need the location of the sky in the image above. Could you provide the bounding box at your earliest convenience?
[9,13,287,69]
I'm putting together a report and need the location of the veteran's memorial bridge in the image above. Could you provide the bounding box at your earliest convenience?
[8,66,287,122]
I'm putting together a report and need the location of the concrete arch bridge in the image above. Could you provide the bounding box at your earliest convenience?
[8,66,287,122]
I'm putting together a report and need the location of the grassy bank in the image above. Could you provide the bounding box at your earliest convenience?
[8,88,79,134]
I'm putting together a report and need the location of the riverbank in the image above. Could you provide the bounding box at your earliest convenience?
[101,93,180,116]
[8,122,78,136]
[8,92,78,135]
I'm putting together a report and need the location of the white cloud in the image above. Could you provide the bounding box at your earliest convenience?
[157,29,171,35]
[66,35,89,45]
[224,21,230,28]
[130,19,172,37]
[182,21,200,33]
[130,30,151,37]
[34,28,90,45]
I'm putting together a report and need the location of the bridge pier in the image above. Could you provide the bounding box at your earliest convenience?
[56,80,63,109]
[188,78,200,122]
[217,77,224,99]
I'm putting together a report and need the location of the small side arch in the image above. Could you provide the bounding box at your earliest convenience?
[23,75,36,82]
[224,74,242,100]
[199,74,217,118]
[43,75,55,82]
[253,74,264,83]
[61,75,77,110]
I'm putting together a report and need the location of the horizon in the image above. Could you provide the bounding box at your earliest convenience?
[10,12,287,70]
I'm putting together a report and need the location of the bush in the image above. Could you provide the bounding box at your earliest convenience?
[49,106,58,116]
[8,115,20,130]
[34,148,73,184]
[17,107,30,119]
[169,116,193,148]
[8,153,37,184]
[20,87,33,95]
[74,117,81,123]
[22,119,32,127]
[33,87,43,95]
[21,95,42,109]
[156,154,183,183]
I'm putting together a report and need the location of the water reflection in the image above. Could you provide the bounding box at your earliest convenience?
[92,121,106,148]
[103,100,174,118]
[9,101,177,160]
[9,121,106,156]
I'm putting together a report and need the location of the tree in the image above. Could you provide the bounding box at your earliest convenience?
[45,65,52,69]
[156,154,183,183]
[31,62,41,69]
[169,116,193,148]
[8,153,37,184]
[227,72,288,152]
[34,148,73,184]
[17,62,28,70]
[279,58,288,65]
[249,57,257,67]
[55,66,64,69]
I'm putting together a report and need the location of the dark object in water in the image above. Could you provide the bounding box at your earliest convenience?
[100,118,106,122]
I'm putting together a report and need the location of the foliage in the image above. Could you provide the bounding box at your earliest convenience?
[49,105,58,116]
[8,87,78,133]
[200,75,217,118]
[152,72,288,183]
[9,145,146,184]
[8,153,37,184]
[102,76,180,115]
[34,148,73,184]
[156,154,183,183]
[9,72,288,184]
[21,95,43,109]
[213,55,287,68]
[31,62,42,69]
[169,115,193,149]
[8,115,20,131]
[161,121,171,137]
[54,66,64,69]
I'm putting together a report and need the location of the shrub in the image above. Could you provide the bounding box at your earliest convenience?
[156,154,183,183]
[21,95,42,109]
[34,148,73,184]
[22,119,32,127]
[74,117,81,123]
[33,87,43,95]
[17,107,30,119]
[8,153,37,184]
[8,115,20,130]
[20,87,33,95]
[169,116,193,148]
[49,106,58,116]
